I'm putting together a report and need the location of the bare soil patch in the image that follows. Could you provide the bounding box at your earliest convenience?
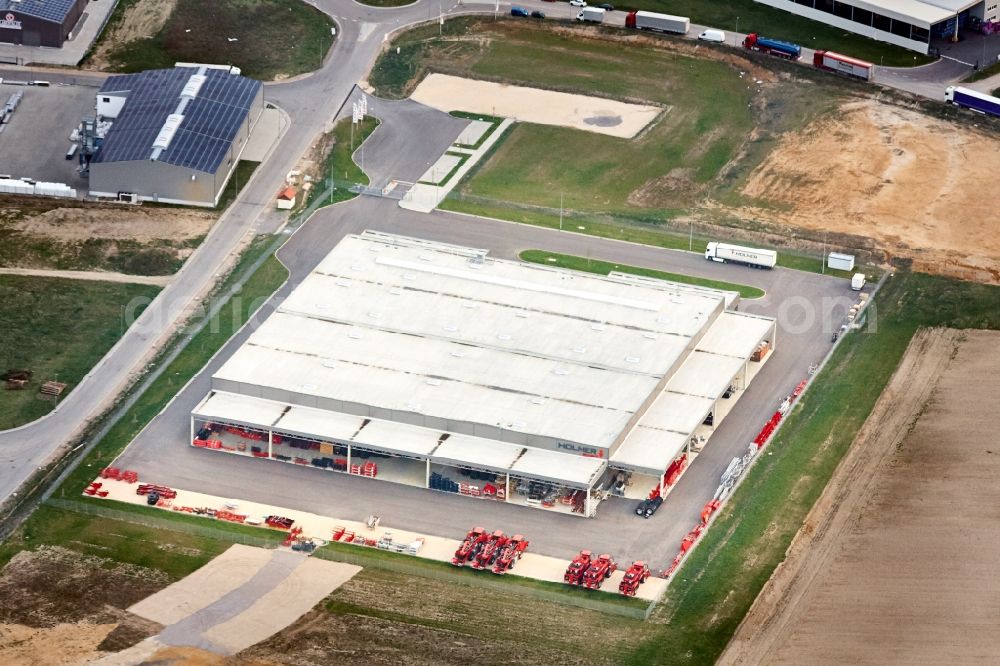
[0,198,213,275]
[739,100,1000,282]
[0,547,164,663]
[721,328,1000,664]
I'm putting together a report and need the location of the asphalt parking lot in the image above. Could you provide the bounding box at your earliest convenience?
[0,81,97,189]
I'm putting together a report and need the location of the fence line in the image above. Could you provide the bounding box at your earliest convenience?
[48,498,654,620]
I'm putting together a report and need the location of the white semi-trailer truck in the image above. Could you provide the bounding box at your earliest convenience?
[577,7,605,22]
[705,242,777,269]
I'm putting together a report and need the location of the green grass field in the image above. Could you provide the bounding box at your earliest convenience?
[93,0,334,80]
[0,278,160,429]
[519,249,765,298]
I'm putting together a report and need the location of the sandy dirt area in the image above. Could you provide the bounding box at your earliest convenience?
[84,0,177,71]
[739,100,1000,282]
[9,205,213,243]
[410,73,662,139]
[721,328,1000,664]
[0,546,166,664]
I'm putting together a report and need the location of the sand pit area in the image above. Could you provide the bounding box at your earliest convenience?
[739,100,1000,281]
[721,328,1000,664]
[129,545,360,655]
[410,73,661,139]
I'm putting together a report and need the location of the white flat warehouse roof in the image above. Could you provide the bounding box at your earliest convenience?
[635,391,716,435]
[610,426,689,476]
[353,419,442,457]
[212,232,734,450]
[847,0,953,26]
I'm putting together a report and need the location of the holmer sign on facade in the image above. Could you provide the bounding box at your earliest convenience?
[0,12,22,30]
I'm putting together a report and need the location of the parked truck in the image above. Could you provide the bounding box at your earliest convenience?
[945,86,1000,118]
[624,10,689,35]
[705,242,777,269]
[742,33,801,60]
[577,7,605,22]
[851,273,866,290]
[813,51,874,81]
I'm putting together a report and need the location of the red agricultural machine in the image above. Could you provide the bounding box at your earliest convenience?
[451,527,489,566]
[582,554,617,590]
[492,534,529,575]
[471,530,507,570]
[619,561,651,596]
[564,550,593,586]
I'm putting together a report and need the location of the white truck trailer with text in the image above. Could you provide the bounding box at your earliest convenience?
[705,242,777,269]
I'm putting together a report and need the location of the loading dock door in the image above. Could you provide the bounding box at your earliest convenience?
[22,30,41,46]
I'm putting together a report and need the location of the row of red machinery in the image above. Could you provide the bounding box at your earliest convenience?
[563,551,651,596]
[661,379,809,579]
[451,527,530,575]
[100,467,139,483]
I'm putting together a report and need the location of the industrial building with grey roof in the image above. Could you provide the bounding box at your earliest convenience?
[0,0,87,47]
[88,65,263,207]
[190,232,777,517]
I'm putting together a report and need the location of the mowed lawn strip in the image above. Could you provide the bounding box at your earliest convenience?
[310,116,381,208]
[52,236,288,500]
[94,0,334,80]
[519,249,765,298]
[0,277,160,429]
[625,272,1000,664]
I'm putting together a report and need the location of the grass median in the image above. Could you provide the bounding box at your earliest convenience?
[625,271,1000,664]
[0,278,160,429]
[519,249,765,299]
[308,116,381,209]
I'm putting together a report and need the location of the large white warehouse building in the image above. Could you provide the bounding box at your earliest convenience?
[190,232,776,517]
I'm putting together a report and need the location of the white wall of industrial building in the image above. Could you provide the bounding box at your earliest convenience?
[754,0,939,53]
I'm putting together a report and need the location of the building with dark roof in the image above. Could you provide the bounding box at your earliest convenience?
[0,0,87,47]
[89,65,264,207]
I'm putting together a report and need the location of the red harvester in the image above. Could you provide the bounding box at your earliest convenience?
[451,526,488,567]
[492,534,529,575]
[564,550,593,586]
[582,554,618,590]
[619,561,651,596]
[471,530,507,570]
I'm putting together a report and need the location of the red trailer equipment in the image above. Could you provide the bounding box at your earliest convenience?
[451,526,488,567]
[582,554,618,590]
[564,550,593,585]
[619,561,651,596]
[471,530,507,570]
[812,50,874,81]
[492,534,529,574]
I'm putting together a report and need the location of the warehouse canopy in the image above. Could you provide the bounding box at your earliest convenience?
[273,406,364,443]
[665,352,747,399]
[193,392,285,429]
[695,312,773,360]
[431,434,526,474]
[353,419,443,458]
[610,427,689,476]
[509,448,606,488]
[635,392,716,435]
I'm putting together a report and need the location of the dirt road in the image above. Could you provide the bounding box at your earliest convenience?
[720,328,1000,664]
[0,268,172,286]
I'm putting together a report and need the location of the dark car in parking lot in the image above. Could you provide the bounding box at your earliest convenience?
[635,495,663,518]
[597,2,614,9]
[531,9,545,17]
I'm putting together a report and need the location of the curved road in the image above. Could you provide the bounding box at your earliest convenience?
[0,0,967,508]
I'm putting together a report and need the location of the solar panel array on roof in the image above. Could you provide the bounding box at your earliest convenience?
[1,0,76,22]
[93,67,261,174]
